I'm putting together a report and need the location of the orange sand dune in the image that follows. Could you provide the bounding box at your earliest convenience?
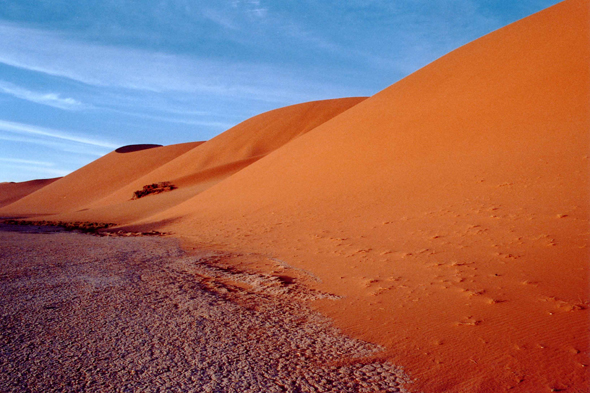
[17,98,366,225]
[0,142,201,217]
[0,178,60,209]
[86,98,367,207]
[125,0,589,391]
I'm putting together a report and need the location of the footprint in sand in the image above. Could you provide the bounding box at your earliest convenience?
[539,296,589,312]
[455,316,482,326]
[485,297,507,304]
[461,288,486,298]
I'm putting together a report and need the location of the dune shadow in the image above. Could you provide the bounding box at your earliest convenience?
[115,144,163,153]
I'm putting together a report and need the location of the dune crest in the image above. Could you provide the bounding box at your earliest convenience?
[90,97,368,208]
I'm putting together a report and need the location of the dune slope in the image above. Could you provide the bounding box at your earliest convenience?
[88,98,367,207]
[0,143,200,217]
[136,0,590,391]
[22,98,366,225]
[0,178,61,210]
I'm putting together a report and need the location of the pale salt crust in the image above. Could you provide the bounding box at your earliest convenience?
[0,226,410,392]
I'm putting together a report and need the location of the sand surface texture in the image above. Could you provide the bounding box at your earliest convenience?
[0,226,408,393]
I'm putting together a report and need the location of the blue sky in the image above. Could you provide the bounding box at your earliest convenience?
[0,0,561,182]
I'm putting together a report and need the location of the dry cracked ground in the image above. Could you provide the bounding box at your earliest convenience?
[0,224,410,392]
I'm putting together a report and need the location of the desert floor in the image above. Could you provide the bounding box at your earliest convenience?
[0,224,410,392]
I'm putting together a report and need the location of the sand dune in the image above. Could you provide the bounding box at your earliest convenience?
[83,98,366,209]
[4,98,366,224]
[0,142,201,217]
[123,0,589,391]
[0,178,60,209]
[1,0,588,391]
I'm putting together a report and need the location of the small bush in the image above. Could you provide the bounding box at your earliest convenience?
[132,182,177,200]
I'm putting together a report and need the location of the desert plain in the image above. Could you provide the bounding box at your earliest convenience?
[0,0,589,392]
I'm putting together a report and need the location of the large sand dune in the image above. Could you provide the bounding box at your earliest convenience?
[76,97,367,220]
[124,0,589,391]
[1,0,588,391]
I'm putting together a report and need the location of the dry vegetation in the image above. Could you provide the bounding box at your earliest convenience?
[2,220,116,233]
[132,182,177,200]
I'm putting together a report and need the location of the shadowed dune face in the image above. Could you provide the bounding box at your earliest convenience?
[115,144,163,153]
[0,178,61,210]
[132,1,589,392]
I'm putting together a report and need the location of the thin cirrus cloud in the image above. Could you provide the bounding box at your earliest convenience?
[0,22,347,104]
[119,111,235,129]
[0,163,69,178]
[0,159,70,180]
[0,157,56,167]
[0,133,110,158]
[204,0,268,29]
[0,119,119,150]
[0,80,87,111]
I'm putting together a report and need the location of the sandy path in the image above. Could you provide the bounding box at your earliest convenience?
[0,226,408,393]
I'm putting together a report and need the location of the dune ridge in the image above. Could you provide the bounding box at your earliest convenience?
[85,97,367,208]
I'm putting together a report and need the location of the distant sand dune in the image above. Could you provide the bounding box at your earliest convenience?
[0,142,201,217]
[0,178,60,210]
[88,97,367,216]
[0,97,365,224]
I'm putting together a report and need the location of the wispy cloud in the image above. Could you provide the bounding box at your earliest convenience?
[0,157,56,167]
[245,0,268,18]
[0,163,70,178]
[201,8,239,30]
[102,106,234,129]
[0,80,87,110]
[0,22,348,103]
[0,119,118,149]
[0,133,108,157]
[115,111,234,128]
[228,0,268,19]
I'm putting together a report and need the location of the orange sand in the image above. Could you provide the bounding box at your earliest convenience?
[0,178,60,209]
[1,0,588,391]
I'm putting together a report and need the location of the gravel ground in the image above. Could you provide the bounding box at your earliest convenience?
[0,225,410,392]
